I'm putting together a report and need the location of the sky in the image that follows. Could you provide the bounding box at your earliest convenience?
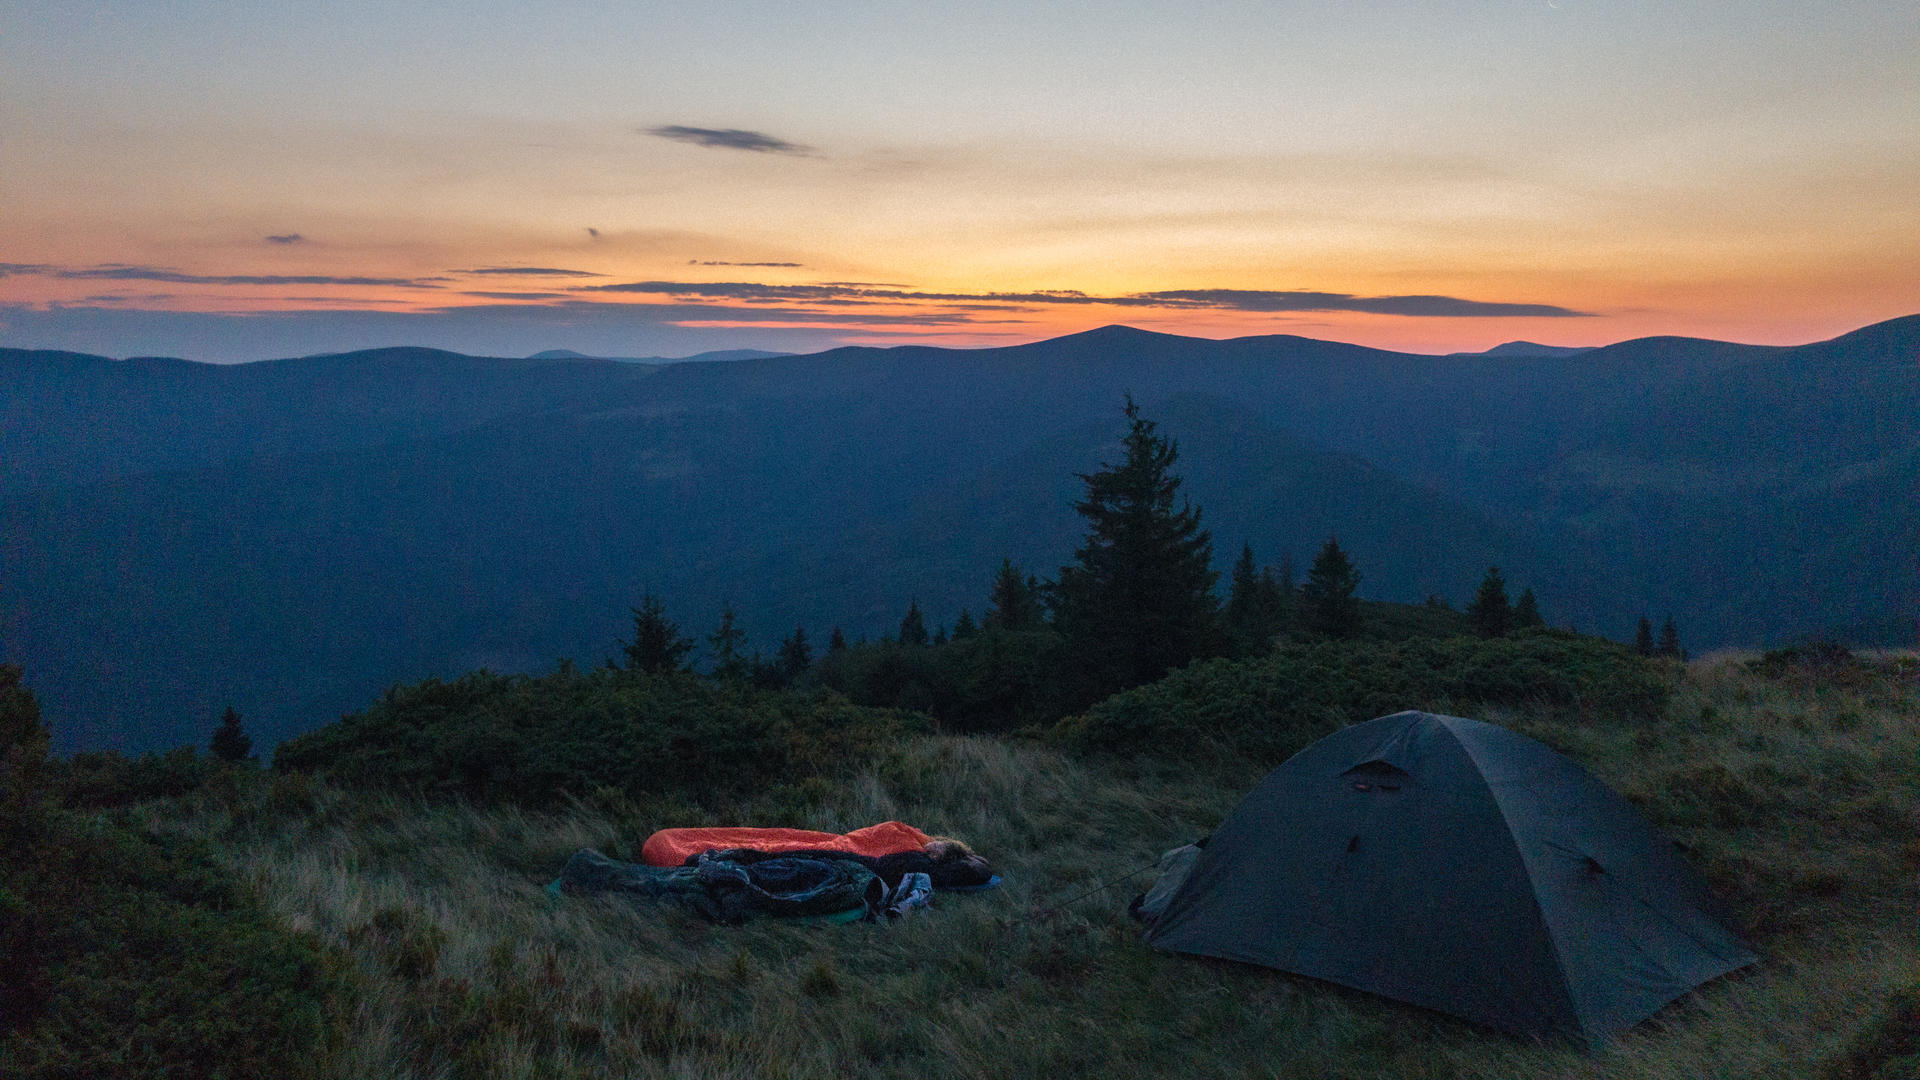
[3,1,1916,362]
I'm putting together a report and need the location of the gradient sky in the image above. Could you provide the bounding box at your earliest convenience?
[3,2,1915,361]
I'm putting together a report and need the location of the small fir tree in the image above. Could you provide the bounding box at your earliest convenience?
[1513,587,1544,629]
[778,626,813,681]
[210,705,252,762]
[1468,566,1513,638]
[706,605,748,682]
[1224,543,1289,656]
[951,609,978,639]
[931,624,949,646]
[1634,617,1655,656]
[624,595,694,674]
[898,601,929,647]
[827,626,848,654]
[1657,618,1683,659]
[1300,537,1362,638]
[984,559,1043,631]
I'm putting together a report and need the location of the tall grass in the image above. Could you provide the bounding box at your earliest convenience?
[148,657,1915,1079]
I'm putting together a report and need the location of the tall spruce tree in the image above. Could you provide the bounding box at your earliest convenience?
[1300,537,1363,638]
[1468,566,1513,638]
[623,595,693,674]
[984,559,1042,630]
[1634,617,1655,656]
[210,705,251,762]
[1052,397,1220,703]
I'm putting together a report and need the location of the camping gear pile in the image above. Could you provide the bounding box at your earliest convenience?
[555,821,997,924]
[1134,710,1757,1048]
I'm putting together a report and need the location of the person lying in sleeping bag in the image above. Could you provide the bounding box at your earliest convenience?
[640,822,997,890]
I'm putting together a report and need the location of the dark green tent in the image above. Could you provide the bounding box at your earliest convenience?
[1144,711,1756,1047]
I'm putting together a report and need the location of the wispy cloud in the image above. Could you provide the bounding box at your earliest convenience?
[6,263,445,288]
[455,266,606,277]
[264,233,306,245]
[690,260,804,268]
[460,290,571,300]
[644,125,812,155]
[581,280,1589,317]
[585,227,602,240]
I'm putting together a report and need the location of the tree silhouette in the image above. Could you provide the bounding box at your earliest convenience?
[1634,617,1655,656]
[1657,618,1683,659]
[898,600,929,647]
[706,605,748,682]
[1300,537,1362,638]
[984,559,1042,631]
[1513,587,1543,629]
[624,595,693,674]
[210,705,252,762]
[1468,566,1512,638]
[1053,396,1220,703]
[778,626,813,681]
[1225,543,1289,656]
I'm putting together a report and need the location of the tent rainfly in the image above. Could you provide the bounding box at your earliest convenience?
[1143,711,1756,1048]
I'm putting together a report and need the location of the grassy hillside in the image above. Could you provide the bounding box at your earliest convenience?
[13,651,1909,1078]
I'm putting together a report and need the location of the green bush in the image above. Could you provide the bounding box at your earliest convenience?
[1053,630,1672,763]
[0,808,351,1078]
[273,666,921,804]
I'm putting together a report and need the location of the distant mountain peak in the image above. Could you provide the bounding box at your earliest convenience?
[1056,324,1196,345]
[1474,341,1595,358]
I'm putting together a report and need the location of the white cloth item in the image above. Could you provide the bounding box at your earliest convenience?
[883,872,933,917]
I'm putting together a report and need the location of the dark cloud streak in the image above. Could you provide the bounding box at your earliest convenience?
[456,266,606,277]
[581,280,1589,317]
[645,125,812,154]
[264,234,305,244]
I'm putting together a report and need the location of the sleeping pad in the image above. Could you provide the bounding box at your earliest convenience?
[640,821,932,866]
[558,848,885,923]
[694,846,997,891]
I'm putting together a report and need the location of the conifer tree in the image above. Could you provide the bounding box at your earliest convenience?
[984,559,1042,631]
[951,609,978,640]
[898,600,929,646]
[1053,397,1221,702]
[778,626,813,681]
[1513,587,1544,629]
[932,624,948,646]
[827,626,848,654]
[1468,566,1513,638]
[1657,618,1683,659]
[1225,543,1288,656]
[623,594,693,674]
[210,705,252,762]
[1634,617,1655,656]
[706,605,748,682]
[1300,537,1362,638]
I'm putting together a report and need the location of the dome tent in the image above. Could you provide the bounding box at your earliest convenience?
[1143,711,1756,1048]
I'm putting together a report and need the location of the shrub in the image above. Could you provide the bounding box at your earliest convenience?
[273,666,920,805]
[1053,630,1671,763]
[0,806,352,1077]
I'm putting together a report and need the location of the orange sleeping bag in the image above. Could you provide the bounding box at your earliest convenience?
[640,821,934,867]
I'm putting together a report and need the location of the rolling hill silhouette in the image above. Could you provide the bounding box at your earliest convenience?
[3,316,1913,750]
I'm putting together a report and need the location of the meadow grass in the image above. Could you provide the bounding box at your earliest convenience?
[150,656,1916,1079]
